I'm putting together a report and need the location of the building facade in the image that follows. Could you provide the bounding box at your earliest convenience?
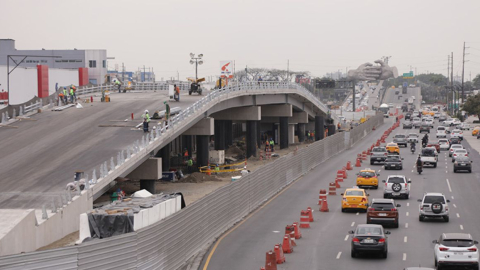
[0,39,107,85]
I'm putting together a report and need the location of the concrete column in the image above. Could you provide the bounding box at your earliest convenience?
[182,135,193,159]
[298,123,306,142]
[279,117,289,149]
[225,120,233,148]
[256,121,262,149]
[327,124,336,136]
[140,180,155,194]
[214,120,226,150]
[272,123,278,145]
[315,116,325,141]
[246,120,257,158]
[156,144,170,171]
[288,124,295,144]
[196,135,209,168]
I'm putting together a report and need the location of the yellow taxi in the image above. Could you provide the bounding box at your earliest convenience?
[472,126,480,136]
[341,187,369,212]
[386,142,400,154]
[356,169,380,189]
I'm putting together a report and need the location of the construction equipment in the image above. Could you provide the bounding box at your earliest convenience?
[187,78,205,95]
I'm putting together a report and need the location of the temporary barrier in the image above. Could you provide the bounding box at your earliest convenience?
[292,222,302,239]
[282,235,293,254]
[328,182,337,195]
[265,250,277,270]
[335,178,341,188]
[319,189,327,205]
[307,207,314,222]
[274,244,285,264]
[299,210,310,228]
[320,198,329,212]
[346,161,353,170]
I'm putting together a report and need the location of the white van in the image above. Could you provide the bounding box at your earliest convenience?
[436,126,447,138]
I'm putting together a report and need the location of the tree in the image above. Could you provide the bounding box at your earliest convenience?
[473,74,480,89]
[461,94,480,120]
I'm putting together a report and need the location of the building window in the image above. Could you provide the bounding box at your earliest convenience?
[103,60,106,68]
[89,60,97,68]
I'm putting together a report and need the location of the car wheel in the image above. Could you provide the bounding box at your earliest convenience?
[382,249,388,258]
[383,194,388,199]
[341,208,345,213]
[188,91,192,95]
[469,169,472,173]
[454,169,457,173]
[394,222,399,228]
[444,216,449,222]
[351,249,356,258]
[419,215,425,222]
[370,161,374,165]
[433,163,437,168]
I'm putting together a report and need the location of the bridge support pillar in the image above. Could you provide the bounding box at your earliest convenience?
[315,116,325,141]
[156,143,170,171]
[298,123,306,142]
[246,120,258,158]
[214,120,226,150]
[279,117,289,149]
[196,135,209,168]
[140,180,156,194]
[327,124,336,136]
[182,135,193,159]
[256,121,262,148]
[225,120,232,149]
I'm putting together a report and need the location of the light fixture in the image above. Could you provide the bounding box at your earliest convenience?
[190,53,194,58]
[190,60,194,65]
[198,60,204,65]
[198,54,203,58]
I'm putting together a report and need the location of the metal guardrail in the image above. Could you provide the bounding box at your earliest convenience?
[0,114,384,269]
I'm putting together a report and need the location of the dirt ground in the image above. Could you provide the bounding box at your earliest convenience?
[40,138,317,250]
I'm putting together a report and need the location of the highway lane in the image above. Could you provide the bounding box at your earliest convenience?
[0,91,202,208]
[202,87,480,269]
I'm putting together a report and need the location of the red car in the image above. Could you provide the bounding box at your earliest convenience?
[427,141,440,152]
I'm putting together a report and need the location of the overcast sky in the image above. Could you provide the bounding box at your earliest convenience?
[2,0,480,80]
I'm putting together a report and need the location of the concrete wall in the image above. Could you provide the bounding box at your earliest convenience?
[0,66,78,105]
[84,50,107,85]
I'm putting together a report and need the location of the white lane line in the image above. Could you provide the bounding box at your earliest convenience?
[356,212,359,216]
[457,213,460,218]
[452,196,455,199]
[336,252,342,259]
[411,170,414,173]
[403,253,407,261]
[273,231,280,233]
[446,166,448,169]
[407,202,410,207]
[351,222,355,227]
[453,204,457,208]
[406,212,409,217]
[404,236,408,243]
[378,169,382,172]
[446,170,448,173]
[344,235,349,241]
[405,223,409,228]
[446,179,452,192]
[460,225,464,230]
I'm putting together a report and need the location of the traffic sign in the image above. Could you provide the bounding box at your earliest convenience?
[403,71,414,79]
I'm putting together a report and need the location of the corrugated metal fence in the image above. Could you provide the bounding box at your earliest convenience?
[0,114,383,270]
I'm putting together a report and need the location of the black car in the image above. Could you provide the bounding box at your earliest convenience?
[403,121,413,129]
[419,124,430,133]
[449,137,461,145]
[349,224,390,258]
[453,156,472,173]
[405,113,412,120]
[384,155,403,170]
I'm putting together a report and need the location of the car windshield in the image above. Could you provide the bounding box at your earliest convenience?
[413,118,420,121]
[456,157,470,162]
[409,134,418,137]
[438,127,445,130]
[424,195,445,204]
[395,135,406,138]
[359,171,375,177]
[455,150,467,154]
[441,239,474,247]
[373,148,386,152]
[346,190,364,196]
[370,203,394,211]
[421,149,435,157]
[356,227,382,235]
[387,177,405,184]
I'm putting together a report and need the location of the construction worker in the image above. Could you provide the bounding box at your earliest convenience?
[265,140,270,152]
[69,86,75,103]
[174,84,180,101]
[142,110,150,132]
[58,89,64,105]
[164,101,170,122]
[186,157,193,173]
[115,80,121,93]
[215,164,220,175]
[269,138,274,152]
[183,148,189,160]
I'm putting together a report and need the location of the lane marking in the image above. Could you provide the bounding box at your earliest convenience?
[273,231,280,233]
[404,236,408,243]
[446,170,448,173]
[411,170,414,173]
[336,252,342,259]
[403,253,407,261]
[452,196,455,199]
[446,166,448,169]
[457,213,460,218]
[351,222,355,227]
[406,212,409,217]
[407,202,410,207]
[460,225,464,230]
[405,223,409,228]
[453,204,457,208]
[446,179,452,192]
[356,212,359,216]
[344,235,349,241]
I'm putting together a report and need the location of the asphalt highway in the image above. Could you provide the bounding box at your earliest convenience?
[0,91,202,208]
[201,87,480,269]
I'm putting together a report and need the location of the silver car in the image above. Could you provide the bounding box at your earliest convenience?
[412,118,422,128]
[382,175,410,199]
[418,193,449,222]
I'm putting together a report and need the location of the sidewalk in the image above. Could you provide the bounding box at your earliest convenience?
[462,116,480,154]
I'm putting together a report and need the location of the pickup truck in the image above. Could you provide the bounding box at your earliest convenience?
[420,147,438,168]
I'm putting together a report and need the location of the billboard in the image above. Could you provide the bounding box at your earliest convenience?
[220,61,233,78]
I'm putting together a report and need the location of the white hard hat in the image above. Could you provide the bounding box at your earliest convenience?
[145,110,149,113]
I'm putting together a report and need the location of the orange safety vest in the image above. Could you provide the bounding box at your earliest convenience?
[175,86,180,94]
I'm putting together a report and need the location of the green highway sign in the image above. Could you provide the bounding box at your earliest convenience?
[403,71,414,79]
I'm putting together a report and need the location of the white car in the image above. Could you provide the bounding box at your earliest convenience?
[443,119,455,126]
[452,149,468,162]
[433,233,479,269]
[436,126,447,138]
[408,133,419,143]
[449,144,464,157]
[413,118,422,128]
[451,129,464,139]
[460,123,471,130]
[419,192,450,222]
[452,118,461,126]
[434,112,440,119]
[382,175,410,199]
[420,147,438,168]
[439,139,450,151]
[425,119,434,128]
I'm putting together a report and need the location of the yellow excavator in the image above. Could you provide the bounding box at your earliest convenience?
[187,77,205,95]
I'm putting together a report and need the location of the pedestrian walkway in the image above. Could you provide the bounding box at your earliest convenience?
[463,116,480,154]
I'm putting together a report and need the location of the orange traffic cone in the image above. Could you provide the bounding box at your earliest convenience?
[307,207,314,222]
[355,158,361,167]
[299,210,310,228]
[375,140,380,146]
[289,231,297,246]
[282,235,293,253]
[335,178,341,188]
[206,164,211,176]
[285,224,295,236]
[328,182,336,195]
[293,222,302,239]
[265,250,277,270]
[320,198,329,212]
[261,267,265,270]
[342,167,347,178]
[346,161,353,170]
[274,244,285,264]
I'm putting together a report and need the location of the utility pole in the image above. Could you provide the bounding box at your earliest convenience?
[447,55,450,108]
[451,52,454,115]
[143,65,146,82]
[177,70,179,81]
[461,41,466,104]
[122,62,125,83]
[287,60,289,82]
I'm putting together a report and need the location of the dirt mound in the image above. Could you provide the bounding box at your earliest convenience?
[177,172,221,183]
[225,145,244,156]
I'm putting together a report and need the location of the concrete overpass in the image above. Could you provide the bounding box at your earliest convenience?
[0,81,338,255]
